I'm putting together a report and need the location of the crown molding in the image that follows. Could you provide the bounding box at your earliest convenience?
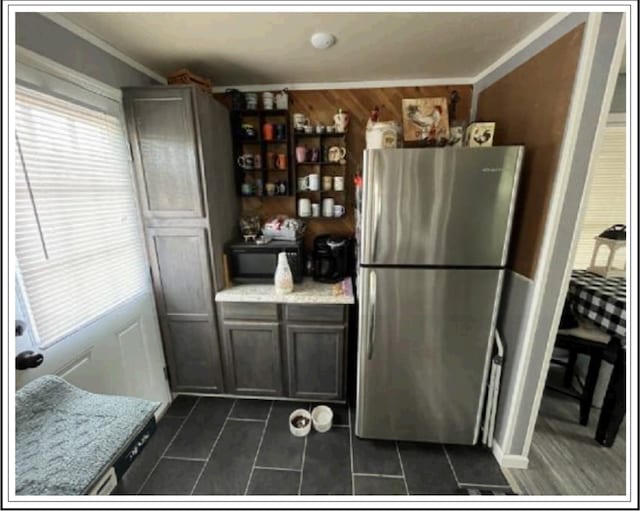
[16,45,122,102]
[40,13,167,84]
[211,76,474,93]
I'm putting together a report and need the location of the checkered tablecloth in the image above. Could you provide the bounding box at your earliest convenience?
[568,269,626,341]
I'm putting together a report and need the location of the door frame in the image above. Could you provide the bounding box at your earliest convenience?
[495,13,628,465]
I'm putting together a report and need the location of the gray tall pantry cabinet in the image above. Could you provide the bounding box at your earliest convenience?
[123,85,239,393]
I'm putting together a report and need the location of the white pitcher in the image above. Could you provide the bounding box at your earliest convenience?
[334,109,349,133]
[275,89,289,110]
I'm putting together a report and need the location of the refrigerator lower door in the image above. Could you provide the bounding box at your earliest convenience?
[355,267,503,445]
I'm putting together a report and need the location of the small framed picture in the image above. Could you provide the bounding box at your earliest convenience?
[402,97,450,145]
[464,122,496,147]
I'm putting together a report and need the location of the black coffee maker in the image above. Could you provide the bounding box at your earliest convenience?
[313,235,350,283]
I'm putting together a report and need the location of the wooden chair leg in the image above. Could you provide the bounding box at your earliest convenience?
[564,349,578,388]
[579,353,602,426]
[596,346,625,447]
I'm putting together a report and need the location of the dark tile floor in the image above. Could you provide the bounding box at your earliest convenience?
[114,395,514,496]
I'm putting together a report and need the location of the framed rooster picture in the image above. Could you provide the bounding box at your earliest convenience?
[401,97,450,145]
[464,122,496,147]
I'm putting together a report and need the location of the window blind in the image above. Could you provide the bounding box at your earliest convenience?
[15,85,148,348]
[572,125,627,269]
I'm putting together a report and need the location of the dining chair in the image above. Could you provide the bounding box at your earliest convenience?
[547,303,610,426]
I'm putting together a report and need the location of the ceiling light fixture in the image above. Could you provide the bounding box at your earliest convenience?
[310,32,336,50]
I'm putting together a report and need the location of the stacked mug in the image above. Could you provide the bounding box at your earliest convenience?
[262,92,274,110]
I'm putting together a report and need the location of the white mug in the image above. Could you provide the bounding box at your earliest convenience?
[306,173,320,191]
[333,205,346,217]
[322,198,335,217]
[333,176,345,191]
[297,177,308,191]
[293,113,308,130]
[262,92,274,110]
[311,203,320,217]
[298,198,311,218]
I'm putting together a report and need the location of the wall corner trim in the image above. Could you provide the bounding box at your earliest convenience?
[472,12,572,86]
[39,13,167,85]
[492,439,529,470]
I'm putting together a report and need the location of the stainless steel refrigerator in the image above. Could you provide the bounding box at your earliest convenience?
[355,146,524,445]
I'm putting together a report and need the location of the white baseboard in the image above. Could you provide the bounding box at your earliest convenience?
[492,439,530,469]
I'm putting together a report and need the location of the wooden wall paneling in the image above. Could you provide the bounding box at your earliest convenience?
[475,25,585,278]
[216,85,472,250]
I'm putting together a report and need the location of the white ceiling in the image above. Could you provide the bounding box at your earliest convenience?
[60,12,558,86]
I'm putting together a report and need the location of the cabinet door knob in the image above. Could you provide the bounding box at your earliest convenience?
[16,351,44,370]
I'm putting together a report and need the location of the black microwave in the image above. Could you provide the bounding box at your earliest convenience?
[225,238,304,284]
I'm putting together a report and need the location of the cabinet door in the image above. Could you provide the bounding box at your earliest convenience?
[124,87,204,219]
[286,324,345,401]
[221,321,283,396]
[147,227,224,393]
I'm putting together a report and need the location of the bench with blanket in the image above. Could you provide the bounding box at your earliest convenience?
[16,375,159,495]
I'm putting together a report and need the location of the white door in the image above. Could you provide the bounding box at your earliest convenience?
[14,53,171,412]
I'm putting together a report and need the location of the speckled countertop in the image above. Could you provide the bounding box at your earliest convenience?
[215,277,355,305]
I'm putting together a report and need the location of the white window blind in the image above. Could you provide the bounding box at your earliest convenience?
[573,125,627,269]
[15,85,148,348]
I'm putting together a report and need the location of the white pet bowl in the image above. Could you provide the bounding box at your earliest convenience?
[311,405,333,433]
[289,409,312,437]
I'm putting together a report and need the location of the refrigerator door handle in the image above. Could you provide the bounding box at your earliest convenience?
[367,269,377,360]
[371,172,382,260]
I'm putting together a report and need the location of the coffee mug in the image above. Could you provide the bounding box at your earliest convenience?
[295,146,307,163]
[333,205,346,217]
[265,182,276,197]
[304,125,314,134]
[298,198,311,217]
[311,203,320,217]
[327,146,347,162]
[237,154,254,169]
[245,93,257,110]
[315,123,325,134]
[297,177,308,191]
[263,123,274,141]
[333,176,345,191]
[253,154,262,169]
[262,92,274,110]
[293,113,308,131]
[322,175,333,191]
[276,123,286,140]
[241,124,256,137]
[322,198,335,217]
[307,173,320,191]
[241,183,253,196]
[275,153,287,170]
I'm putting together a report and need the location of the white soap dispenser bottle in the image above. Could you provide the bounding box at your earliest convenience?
[274,252,294,294]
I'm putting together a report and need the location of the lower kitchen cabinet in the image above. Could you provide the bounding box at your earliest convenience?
[285,324,346,401]
[216,302,349,402]
[221,321,283,396]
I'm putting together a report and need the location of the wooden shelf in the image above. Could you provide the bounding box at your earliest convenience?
[293,132,347,139]
[231,105,292,196]
[295,162,346,166]
[233,109,289,116]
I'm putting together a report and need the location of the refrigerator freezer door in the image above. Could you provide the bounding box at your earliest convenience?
[355,267,503,444]
[360,147,523,266]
